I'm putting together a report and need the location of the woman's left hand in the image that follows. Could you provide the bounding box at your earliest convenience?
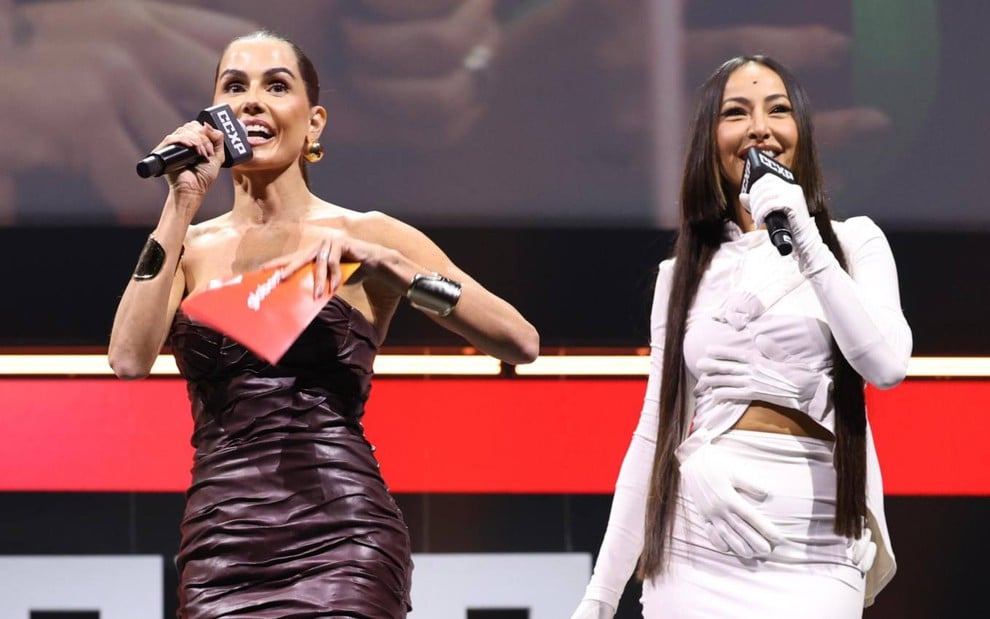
[261,229,389,298]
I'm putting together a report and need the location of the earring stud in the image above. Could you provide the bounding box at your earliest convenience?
[304,140,324,163]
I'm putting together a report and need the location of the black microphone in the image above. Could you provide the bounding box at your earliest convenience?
[741,147,795,256]
[136,104,253,178]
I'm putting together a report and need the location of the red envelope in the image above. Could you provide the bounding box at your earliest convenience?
[180,262,360,364]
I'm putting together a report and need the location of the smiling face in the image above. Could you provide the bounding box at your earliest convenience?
[214,37,325,174]
[716,62,798,202]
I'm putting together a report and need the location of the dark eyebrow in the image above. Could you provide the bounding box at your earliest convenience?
[721,93,790,107]
[264,67,296,80]
[218,67,296,81]
[218,68,246,81]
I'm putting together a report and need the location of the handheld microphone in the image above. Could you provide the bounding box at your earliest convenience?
[741,148,795,256]
[136,104,253,178]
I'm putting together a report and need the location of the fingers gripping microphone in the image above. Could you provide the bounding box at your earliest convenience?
[741,148,795,256]
[136,104,253,178]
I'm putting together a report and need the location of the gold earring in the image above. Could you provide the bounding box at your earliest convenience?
[304,139,324,163]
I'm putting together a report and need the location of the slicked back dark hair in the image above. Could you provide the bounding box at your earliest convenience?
[215,30,320,106]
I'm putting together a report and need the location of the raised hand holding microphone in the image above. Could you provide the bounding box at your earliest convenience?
[740,147,838,279]
[739,147,801,255]
[136,103,252,178]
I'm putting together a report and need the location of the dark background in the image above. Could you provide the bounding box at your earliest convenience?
[0,225,984,356]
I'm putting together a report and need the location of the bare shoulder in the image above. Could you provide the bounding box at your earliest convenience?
[309,204,442,264]
[306,202,392,233]
[316,208,430,250]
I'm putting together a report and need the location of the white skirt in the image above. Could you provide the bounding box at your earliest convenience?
[642,429,867,619]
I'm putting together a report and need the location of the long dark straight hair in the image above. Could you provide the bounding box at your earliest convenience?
[637,55,867,579]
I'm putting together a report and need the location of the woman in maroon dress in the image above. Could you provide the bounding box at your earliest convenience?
[108,30,538,618]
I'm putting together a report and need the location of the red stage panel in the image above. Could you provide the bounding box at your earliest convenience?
[0,377,985,495]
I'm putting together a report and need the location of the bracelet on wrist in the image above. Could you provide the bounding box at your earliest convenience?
[406,272,462,317]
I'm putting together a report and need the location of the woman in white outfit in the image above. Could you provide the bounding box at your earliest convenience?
[571,56,912,618]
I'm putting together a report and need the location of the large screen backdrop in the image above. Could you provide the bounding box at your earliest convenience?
[1,0,985,230]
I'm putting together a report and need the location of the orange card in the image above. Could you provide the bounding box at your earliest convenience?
[180,262,360,364]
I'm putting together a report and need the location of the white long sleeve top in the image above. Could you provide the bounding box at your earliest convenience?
[582,216,912,609]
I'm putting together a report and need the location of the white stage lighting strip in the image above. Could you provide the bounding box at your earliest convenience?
[514,355,652,376]
[0,355,987,378]
[514,356,990,377]
[0,354,501,377]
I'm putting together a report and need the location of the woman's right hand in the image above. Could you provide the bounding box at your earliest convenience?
[156,120,227,202]
[570,599,616,619]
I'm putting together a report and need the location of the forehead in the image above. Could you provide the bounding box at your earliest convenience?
[722,63,787,100]
[219,38,299,74]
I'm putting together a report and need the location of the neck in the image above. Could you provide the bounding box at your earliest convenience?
[230,165,313,225]
[731,198,757,232]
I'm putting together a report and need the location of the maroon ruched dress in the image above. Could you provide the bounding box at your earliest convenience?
[169,295,413,618]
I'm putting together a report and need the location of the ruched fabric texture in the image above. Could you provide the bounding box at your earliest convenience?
[169,295,412,618]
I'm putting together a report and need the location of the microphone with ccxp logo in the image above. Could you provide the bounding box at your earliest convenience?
[741,147,797,256]
[136,104,253,178]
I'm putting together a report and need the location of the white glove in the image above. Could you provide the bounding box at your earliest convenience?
[695,344,832,421]
[740,172,836,276]
[739,172,811,230]
[570,599,616,619]
[679,440,786,559]
[849,526,878,573]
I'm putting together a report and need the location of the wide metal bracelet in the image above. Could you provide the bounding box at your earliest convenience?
[406,272,462,317]
[132,235,183,281]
